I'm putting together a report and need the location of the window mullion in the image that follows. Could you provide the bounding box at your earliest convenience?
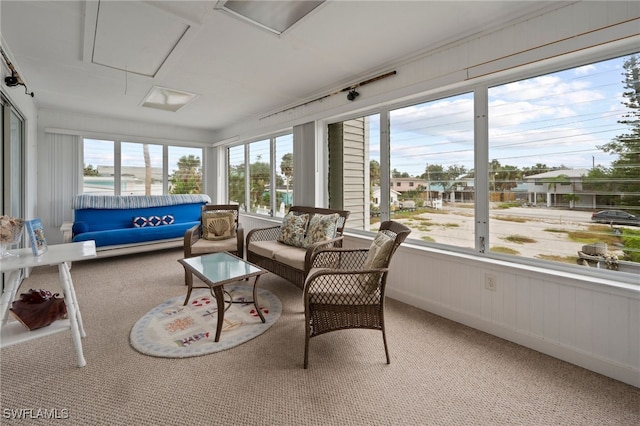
[114,141,121,196]
[380,108,390,221]
[474,86,489,253]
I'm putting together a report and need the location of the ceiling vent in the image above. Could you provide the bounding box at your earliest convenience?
[141,86,198,112]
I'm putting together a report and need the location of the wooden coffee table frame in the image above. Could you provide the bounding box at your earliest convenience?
[178,252,267,342]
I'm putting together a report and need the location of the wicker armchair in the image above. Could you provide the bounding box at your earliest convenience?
[303,220,411,368]
[183,204,244,284]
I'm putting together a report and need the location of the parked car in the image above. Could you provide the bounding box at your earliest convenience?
[591,210,640,226]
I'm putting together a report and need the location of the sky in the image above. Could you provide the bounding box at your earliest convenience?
[370,52,634,177]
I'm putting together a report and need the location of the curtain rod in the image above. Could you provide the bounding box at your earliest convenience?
[260,70,396,120]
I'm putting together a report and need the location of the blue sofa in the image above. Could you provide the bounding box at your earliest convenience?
[62,194,211,257]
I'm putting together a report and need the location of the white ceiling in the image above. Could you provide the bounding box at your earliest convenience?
[1,1,559,132]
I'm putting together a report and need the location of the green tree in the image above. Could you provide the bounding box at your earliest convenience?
[83,164,99,176]
[392,168,409,178]
[543,173,570,206]
[250,158,270,209]
[583,166,613,192]
[565,193,580,209]
[495,164,521,192]
[370,159,381,187]
[169,155,202,194]
[280,152,293,207]
[228,163,245,205]
[598,54,640,206]
[521,163,549,177]
[421,163,466,194]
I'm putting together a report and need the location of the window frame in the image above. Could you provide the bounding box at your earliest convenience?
[82,137,204,196]
[226,131,294,217]
[319,48,640,282]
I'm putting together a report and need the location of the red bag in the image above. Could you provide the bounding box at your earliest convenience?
[10,289,67,331]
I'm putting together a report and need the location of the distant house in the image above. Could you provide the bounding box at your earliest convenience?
[523,169,595,208]
[390,177,424,193]
[371,186,401,207]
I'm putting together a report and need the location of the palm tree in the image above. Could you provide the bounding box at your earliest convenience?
[544,174,570,206]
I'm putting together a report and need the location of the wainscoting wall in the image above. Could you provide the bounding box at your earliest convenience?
[241,214,640,388]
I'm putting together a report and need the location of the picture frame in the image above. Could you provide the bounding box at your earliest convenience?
[25,218,48,256]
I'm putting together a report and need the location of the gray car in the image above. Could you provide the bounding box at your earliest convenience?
[591,210,640,226]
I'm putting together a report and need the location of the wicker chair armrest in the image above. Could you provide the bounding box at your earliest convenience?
[304,267,389,299]
[303,236,346,271]
[246,225,281,244]
[309,247,369,270]
[236,224,245,258]
[183,224,201,258]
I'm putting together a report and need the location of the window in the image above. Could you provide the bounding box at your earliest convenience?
[228,145,246,208]
[327,51,639,275]
[83,139,203,195]
[275,134,293,217]
[227,133,294,216]
[120,142,162,195]
[168,146,202,194]
[488,53,640,268]
[389,93,475,249]
[249,139,270,214]
[83,139,115,194]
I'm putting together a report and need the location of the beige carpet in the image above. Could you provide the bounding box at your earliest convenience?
[1,248,638,425]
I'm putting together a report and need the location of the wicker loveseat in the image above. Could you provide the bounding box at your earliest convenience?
[246,206,350,289]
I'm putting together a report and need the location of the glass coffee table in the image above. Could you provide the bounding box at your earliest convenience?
[178,252,267,342]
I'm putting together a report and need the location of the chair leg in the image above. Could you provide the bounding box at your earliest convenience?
[304,335,310,369]
[382,328,390,364]
[304,309,311,369]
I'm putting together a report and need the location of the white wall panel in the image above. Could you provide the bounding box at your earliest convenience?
[503,273,518,330]
[558,284,576,348]
[529,279,544,338]
[608,294,629,365]
[630,299,640,372]
[515,275,530,332]
[575,287,594,354]
[592,292,610,358]
[543,281,560,343]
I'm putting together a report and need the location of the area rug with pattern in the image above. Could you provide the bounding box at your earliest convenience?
[130,285,281,358]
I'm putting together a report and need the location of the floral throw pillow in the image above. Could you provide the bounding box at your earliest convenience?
[277,212,309,247]
[303,213,339,248]
[202,212,236,241]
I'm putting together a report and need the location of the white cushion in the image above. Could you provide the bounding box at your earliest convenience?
[273,244,306,271]
[248,240,282,260]
[191,237,238,255]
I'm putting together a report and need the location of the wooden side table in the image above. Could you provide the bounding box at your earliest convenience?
[0,241,96,367]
